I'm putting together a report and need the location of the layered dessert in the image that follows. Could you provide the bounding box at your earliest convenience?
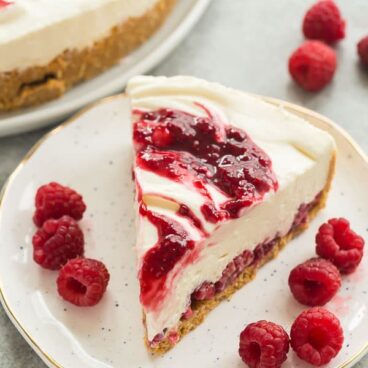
[0,0,175,111]
[126,76,336,353]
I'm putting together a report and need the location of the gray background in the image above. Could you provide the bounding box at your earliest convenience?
[0,0,367,367]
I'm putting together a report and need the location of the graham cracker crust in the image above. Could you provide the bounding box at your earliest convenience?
[0,0,176,112]
[146,154,336,354]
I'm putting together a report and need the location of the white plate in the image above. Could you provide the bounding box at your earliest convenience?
[0,94,367,368]
[0,0,211,138]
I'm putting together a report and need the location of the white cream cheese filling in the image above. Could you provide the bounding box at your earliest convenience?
[0,0,158,72]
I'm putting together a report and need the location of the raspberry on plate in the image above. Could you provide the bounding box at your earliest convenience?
[289,258,341,306]
[57,258,110,307]
[32,216,84,270]
[358,36,368,66]
[316,218,365,274]
[239,320,289,368]
[303,0,346,43]
[290,307,344,366]
[33,182,86,227]
[289,41,337,92]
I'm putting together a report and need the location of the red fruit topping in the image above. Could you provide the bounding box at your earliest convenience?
[32,216,84,270]
[168,331,180,344]
[191,249,254,302]
[239,320,289,368]
[33,182,86,227]
[215,249,254,292]
[150,332,164,347]
[291,192,322,229]
[139,207,195,310]
[192,281,215,301]
[253,239,277,264]
[151,125,172,147]
[133,107,278,223]
[57,258,110,307]
[303,0,346,43]
[288,258,341,306]
[358,36,368,66]
[182,306,194,320]
[0,0,11,9]
[290,307,344,366]
[289,40,337,92]
[316,218,365,274]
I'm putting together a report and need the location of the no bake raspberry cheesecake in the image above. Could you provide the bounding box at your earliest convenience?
[126,76,336,353]
[0,0,175,111]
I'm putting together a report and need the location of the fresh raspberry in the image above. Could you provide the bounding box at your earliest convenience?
[288,258,341,306]
[290,307,344,366]
[357,36,368,66]
[239,320,289,368]
[289,41,337,92]
[316,218,365,274]
[57,258,110,307]
[33,182,86,227]
[32,216,84,270]
[303,0,346,43]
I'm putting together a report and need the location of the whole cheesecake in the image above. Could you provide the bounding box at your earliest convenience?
[0,0,175,111]
[127,76,336,353]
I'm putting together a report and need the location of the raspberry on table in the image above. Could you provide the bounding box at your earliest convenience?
[239,320,289,368]
[32,216,84,270]
[288,258,341,306]
[57,258,110,307]
[290,307,344,366]
[303,0,346,43]
[33,182,86,227]
[358,36,368,66]
[316,218,365,274]
[289,41,337,92]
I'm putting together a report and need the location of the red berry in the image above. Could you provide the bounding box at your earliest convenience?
[152,126,172,147]
[57,258,110,307]
[32,216,84,270]
[33,182,86,227]
[182,306,194,320]
[192,281,215,301]
[303,0,346,43]
[288,258,341,306]
[215,250,254,292]
[239,320,289,368]
[289,41,337,92]
[316,218,365,274]
[358,36,368,66]
[290,307,344,366]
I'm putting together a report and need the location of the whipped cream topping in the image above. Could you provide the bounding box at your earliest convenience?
[127,76,336,340]
[0,0,158,72]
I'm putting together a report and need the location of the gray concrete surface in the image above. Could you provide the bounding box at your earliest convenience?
[0,0,367,366]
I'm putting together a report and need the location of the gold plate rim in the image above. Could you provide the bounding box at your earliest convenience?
[0,93,367,368]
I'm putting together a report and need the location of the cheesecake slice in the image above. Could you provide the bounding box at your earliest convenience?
[127,76,336,353]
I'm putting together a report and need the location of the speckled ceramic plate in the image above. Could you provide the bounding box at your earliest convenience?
[0,0,211,138]
[0,94,367,368]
